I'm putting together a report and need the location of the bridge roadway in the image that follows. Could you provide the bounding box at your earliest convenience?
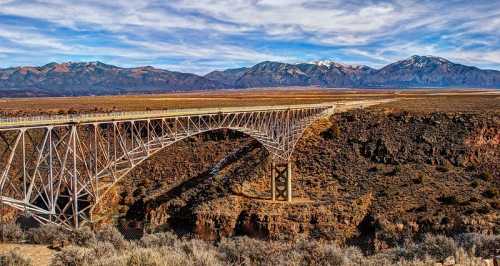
[0,99,389,129]
[0,99,392,228]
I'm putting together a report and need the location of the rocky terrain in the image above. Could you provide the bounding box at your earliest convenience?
[1,56,499,97]
[99,106,499,253]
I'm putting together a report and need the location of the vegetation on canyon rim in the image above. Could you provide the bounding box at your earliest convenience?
[0,223,499,266]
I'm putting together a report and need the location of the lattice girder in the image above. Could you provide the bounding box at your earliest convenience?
[0,105,334,228]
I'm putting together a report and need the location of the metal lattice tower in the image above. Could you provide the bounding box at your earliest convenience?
[0,104,334,228]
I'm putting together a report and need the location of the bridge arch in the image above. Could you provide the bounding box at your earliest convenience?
[0,104,334,228]
[92,126,279,209]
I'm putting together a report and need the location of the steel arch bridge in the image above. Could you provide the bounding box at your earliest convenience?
[0,103,335,229]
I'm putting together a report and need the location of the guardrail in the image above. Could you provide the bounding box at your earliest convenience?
[0,103,336,128]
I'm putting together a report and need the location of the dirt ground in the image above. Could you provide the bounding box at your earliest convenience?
[0,89,498,116]
[0,243,53,265]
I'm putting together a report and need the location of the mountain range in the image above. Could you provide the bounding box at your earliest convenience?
[0,55,499,97]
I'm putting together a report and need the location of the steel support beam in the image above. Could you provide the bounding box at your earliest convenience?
[0,104,334,228]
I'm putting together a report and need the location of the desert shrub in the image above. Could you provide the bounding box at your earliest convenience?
[51,246,95,266]
[72,226,96,247]
[27,224,70,244]
[437,195,459,205]
[92,241,116,258]
[218,236,275,265]
[271,250,304,266]
[456,233,500,257]
[127,248,164,266]
[412,175,424,184]
[0,223,23,242]
[139,231,178,248]
[478,171,492,181]
[321,124,341,139]
[482,188,498,198]
[418,234,457,261]
[148,247,192,266]
[178,239,222,266]
[293,239,344,266]
[95,225,127,249]
[384,165,401,176]
[0,250,32,266]
[436,165,450,173]
[371,254,401,265]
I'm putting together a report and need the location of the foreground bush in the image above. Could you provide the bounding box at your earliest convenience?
[72,226,96,247]
[456,233,500,257]
[0,250,33,266]
[138,231,178,248]
[95,224,128,249]
[52,246,94,266]
[417,234,458,261]
[3,224,495,266]
[27,223,70,244]
[0,223,23,242]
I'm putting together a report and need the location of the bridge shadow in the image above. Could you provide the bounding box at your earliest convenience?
[122,139,269,237]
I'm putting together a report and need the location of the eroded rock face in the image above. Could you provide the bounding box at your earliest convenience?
[105,110,499,252]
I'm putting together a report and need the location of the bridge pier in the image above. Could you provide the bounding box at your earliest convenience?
[271,159,292,202]
[0,104,333,229]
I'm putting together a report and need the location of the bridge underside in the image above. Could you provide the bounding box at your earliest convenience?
[0,105,333,228]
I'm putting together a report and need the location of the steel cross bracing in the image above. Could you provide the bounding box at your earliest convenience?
[0,104,334,228]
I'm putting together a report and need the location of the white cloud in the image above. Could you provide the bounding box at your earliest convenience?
[0,0,498,71]
[0,27,72,51]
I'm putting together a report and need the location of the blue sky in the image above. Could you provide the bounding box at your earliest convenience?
[0,0,499,74]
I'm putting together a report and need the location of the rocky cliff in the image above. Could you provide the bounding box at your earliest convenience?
[103,108,499,252]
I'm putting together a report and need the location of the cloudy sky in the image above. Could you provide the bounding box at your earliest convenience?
[0,0,499,74]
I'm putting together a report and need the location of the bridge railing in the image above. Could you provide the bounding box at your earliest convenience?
[0,103,335,128]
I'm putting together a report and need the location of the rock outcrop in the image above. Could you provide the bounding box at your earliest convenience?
[101,109,499,252]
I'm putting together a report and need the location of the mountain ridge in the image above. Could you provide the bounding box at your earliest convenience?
[205,55,500,89]
[1,55,499,97]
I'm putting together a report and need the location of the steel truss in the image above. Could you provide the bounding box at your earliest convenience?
[0,105,333,228]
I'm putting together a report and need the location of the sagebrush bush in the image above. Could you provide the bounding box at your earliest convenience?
[139,231,178,248]
[127,248,164,266]
[37,228,496,266]
[218,236,273,265]
[95,225,127,249]
[0,223,23,242]
[27,224,70,244]
[0,250,33,266]
[412,234,457,261]
[456,233,500,257]
[294,239,344,266]
[51,246,95,266]
[342,246,394,266]
[72,226,96,247]
[178,239,222,266]
[478,171,492,181]
[92,241,116,258]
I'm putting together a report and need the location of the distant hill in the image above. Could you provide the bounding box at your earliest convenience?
[205,56,500,89]
[0,55,499,97]
[0,62,225,97]
[363,55,500,88]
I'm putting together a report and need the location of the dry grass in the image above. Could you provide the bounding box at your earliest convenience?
[1,223,498,266]
[0,89,498,117]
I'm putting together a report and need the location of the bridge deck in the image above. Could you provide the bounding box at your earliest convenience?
[0,102,337,129]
